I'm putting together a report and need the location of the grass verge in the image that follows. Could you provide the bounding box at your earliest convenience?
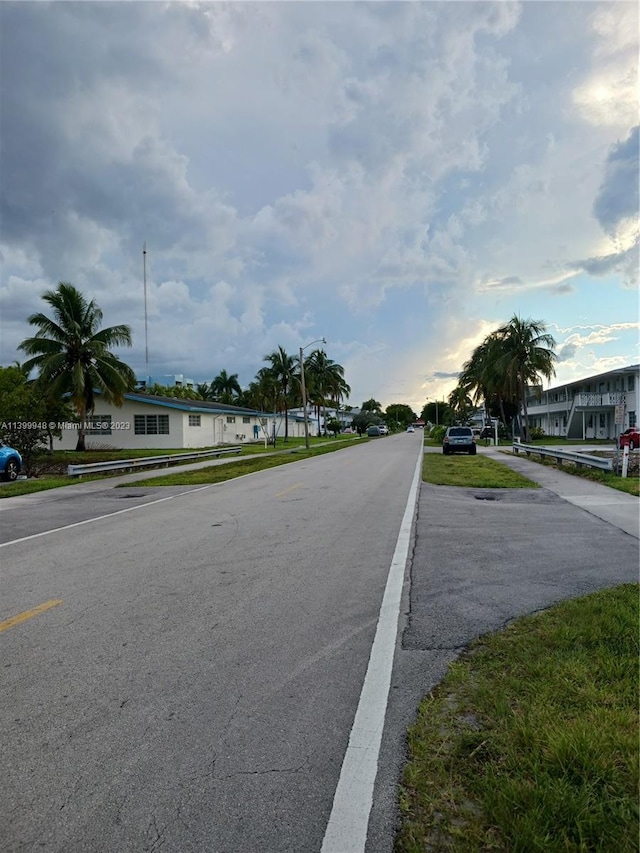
[118,438,362,487]
[396,584,640,853]
[423,453,538,488]
[503,451,640,497]
[0,437,362,498]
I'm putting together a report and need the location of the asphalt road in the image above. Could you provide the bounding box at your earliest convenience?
[1,435,423,853]
[2,437,638,853]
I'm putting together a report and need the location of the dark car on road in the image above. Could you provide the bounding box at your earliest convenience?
[443,426,476,455]
[0,442,23,480]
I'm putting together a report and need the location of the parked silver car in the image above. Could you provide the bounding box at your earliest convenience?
[442,426,476,455]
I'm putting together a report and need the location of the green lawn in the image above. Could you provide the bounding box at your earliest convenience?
[396,584,639,853]
[423,452,538,488]
[119,438,363,486]
[0,436,364,498]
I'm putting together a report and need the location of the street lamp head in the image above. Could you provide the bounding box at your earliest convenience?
[302,336,327,352]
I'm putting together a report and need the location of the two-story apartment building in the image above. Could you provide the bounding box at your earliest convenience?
[525,364,639,440]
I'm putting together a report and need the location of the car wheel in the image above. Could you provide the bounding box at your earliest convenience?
[469,446,477,455]
[4,459,20,481]
[442,447,449,455]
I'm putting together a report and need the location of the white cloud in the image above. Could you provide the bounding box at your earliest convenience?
[0,1,637,409]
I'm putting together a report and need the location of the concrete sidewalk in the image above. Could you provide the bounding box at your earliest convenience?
[481,445,639,539]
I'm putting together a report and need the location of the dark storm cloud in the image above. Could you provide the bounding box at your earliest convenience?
[0,2,219,271]
[568,242,639,288]
[593,125,639,233]
[556,342,578,362]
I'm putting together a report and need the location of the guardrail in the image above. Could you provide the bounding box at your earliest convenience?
[67,446,243,478]
[512,443,612,472]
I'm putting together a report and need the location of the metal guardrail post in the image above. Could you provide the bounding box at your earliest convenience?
[511,443,612,472]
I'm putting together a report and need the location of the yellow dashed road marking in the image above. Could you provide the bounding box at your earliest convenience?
[275,482,304,498]
[0,599,63,633]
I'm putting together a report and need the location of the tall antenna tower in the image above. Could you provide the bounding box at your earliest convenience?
[143,242,149,385]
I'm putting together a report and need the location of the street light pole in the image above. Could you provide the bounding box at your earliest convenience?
[300,337,326,450]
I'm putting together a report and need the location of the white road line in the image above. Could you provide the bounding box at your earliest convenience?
[0,485,213,549]
[321,441,423,853]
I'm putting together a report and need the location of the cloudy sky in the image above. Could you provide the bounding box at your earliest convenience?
[1,1,638,412]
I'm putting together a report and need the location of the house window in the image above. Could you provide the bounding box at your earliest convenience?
[243,416,251,424]
[629,376,635,391]
[629,411,636,427]
[226,416,236,424]
[599,414,606,429]
[134,414,170,435]
[188,415,201,427]
[87,415,112,435]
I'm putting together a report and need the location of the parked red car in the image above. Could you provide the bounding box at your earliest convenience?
[619,427,640,450]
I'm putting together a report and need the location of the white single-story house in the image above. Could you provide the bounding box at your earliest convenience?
[54,392,275,450]
[285,406,357,435]
[524,364,639,440]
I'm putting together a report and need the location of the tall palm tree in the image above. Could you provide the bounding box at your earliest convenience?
[211,369,242,405]
[18,282,135,451]
[460,332,514,429]
[304,350,349,435]
[447,384,473,423]
[241,368,280,414]
[496,316,557,442]
[264,346,296,441]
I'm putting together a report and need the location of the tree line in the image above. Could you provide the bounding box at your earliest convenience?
[1,282,557,460]
[2,281,352,453]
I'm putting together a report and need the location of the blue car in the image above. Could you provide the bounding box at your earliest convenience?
[0,442,22,480]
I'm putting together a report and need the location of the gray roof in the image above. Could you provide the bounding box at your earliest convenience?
[124,392,272,417]
[542,363,638,393]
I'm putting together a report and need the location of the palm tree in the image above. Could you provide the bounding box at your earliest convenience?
[264,346,296,441]
[240,368,280,413]
[18,282,135,451]
[460,332,514,430]
[304,350,349,435]
[211,369,242,405]
[361,398,383,414]
[195,382,213,401]
[495,316,557,442]
[447,384,473,423]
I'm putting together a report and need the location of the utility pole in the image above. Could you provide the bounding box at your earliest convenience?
[143,243,149,386]
[300,337,326,450]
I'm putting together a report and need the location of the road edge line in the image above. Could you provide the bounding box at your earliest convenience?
[321,440,423,853]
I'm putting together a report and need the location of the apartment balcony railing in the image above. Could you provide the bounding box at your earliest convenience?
[573,392,626,408]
